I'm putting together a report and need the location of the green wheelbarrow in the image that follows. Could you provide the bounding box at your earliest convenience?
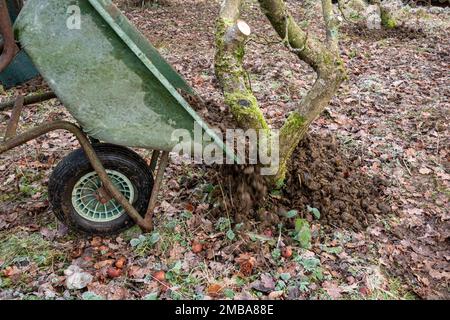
[0,0,235,235]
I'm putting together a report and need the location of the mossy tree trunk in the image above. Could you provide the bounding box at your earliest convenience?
[214,0,270,134]
[258,0,346,181]
[214,0,346,184]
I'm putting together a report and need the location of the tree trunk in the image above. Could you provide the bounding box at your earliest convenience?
[214,0,346,185]
[214,0,270,134]
[258,0,346,182]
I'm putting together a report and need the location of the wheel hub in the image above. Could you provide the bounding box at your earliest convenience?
[95,186,113,204]
[71,170,135,222]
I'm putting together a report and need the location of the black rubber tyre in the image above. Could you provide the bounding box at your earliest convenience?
[48,144,153,236]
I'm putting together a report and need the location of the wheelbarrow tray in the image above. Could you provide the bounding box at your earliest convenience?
[14,0,232,158]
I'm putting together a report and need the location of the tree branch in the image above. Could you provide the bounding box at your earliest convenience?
[214,0,270,133]
[258,0,346,180]
[214,0,347,183]
[322,0,340,53]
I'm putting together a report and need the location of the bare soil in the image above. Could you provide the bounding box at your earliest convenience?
[284,134,391,231]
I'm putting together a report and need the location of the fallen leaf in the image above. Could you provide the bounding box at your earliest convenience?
[90,237,102,247]
[107,267,122,278]
[207,283,223,297]
[322,281,343,299]
[235,253,256,276]
[98,245,109,253]
[251,273,276,293]
[263,228,273,237]
[128,265,149,279]
[94,259,114,270]
[419,167,432,175]
[268,290,284,299]
[115,256,127,269]
[260,273,276,291]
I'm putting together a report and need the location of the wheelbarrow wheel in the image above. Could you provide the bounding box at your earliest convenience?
[48,144,153,236]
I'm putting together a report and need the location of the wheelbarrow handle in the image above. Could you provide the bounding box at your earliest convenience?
[0,0,18,72]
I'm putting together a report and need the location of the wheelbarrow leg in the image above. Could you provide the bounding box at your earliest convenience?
[143,151,170,227]
[149,150,161,172]
[4,95,24,141]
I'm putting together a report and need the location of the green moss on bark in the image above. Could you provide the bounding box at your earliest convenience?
[275,112,307,182]
[381,9,397,29]
[225,92,270,132]
[281,112,306,134]
[215,15,269,133]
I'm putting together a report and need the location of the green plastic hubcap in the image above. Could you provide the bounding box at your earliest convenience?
[71,170,135,222]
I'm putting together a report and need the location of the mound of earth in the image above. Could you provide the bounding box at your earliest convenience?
[209,133,392,232]
[183,92,391,231]
[282,134,392,231]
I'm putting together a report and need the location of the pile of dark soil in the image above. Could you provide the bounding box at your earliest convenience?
[209,133,392,232]
[282,134,391,231]
[183,92,391,231]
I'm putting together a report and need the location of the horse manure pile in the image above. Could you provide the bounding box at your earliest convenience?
[283,134,391,231]
[182,91,391,231]
[213,133,391,232]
